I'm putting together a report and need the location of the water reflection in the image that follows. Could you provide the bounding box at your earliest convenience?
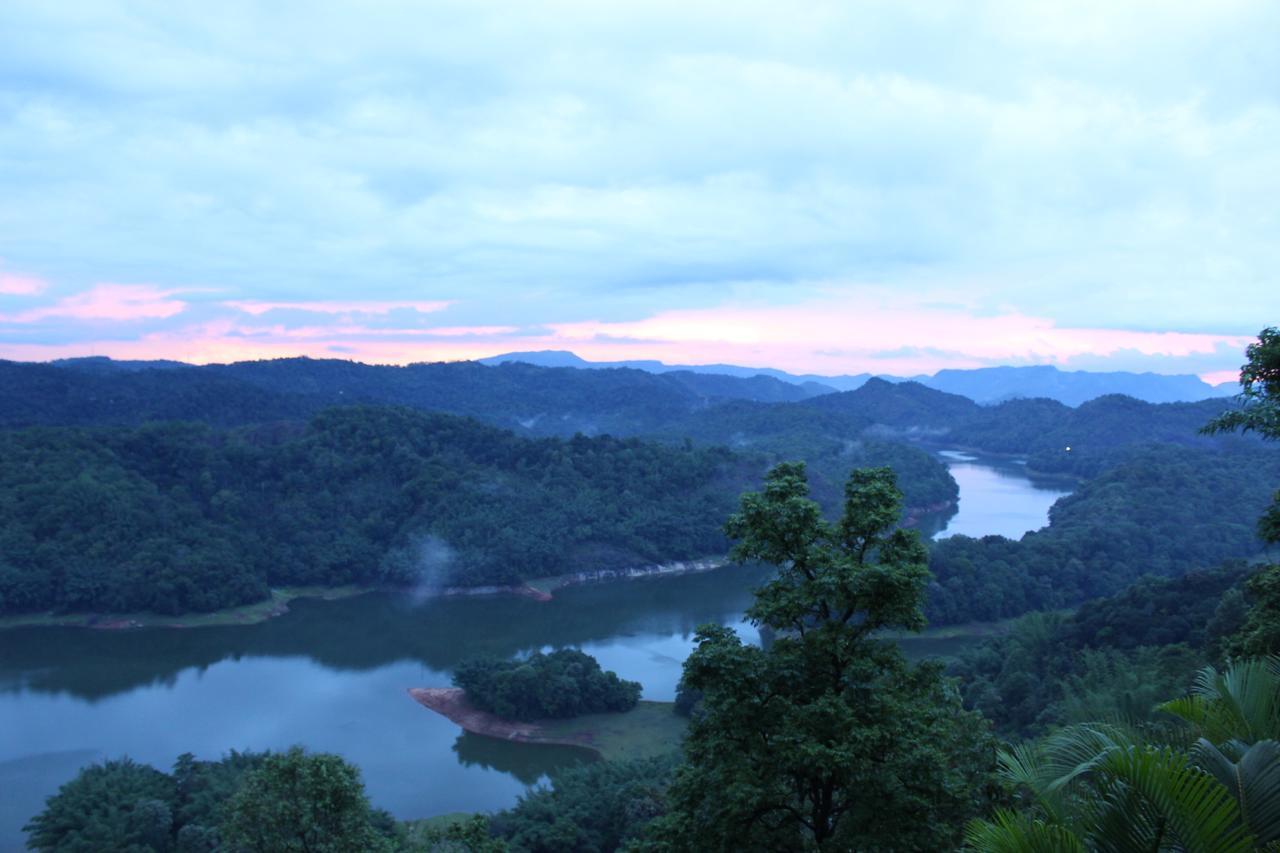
[453,732,596,786]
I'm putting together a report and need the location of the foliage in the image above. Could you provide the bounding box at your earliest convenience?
[949,564,1249,737]
[1227,563,1280,658]
[966,723,1254,852]
[650,464,997,851]
[490,756,675,852]
[1203,326,1280,544]
[219,747,395,852]
[0,407,743,615]
[24,758,177,852]
[969,657,1280,850]
[453,649,642,721]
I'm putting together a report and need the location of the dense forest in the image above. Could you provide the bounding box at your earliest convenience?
[0,407,747,614]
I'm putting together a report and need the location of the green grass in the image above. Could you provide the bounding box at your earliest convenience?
[0,585,373,630]
[536,700,688,761]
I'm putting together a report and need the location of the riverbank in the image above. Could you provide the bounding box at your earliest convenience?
[409,688,686,761]
[0,585,372,630]
[0,556,737,630]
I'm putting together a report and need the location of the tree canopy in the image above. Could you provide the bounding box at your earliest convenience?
[651,464,996,851]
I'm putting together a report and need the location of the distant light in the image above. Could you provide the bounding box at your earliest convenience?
[1065,446,1071,451]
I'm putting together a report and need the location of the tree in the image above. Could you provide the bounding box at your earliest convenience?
[218,747,395,852]
[1228,564,1280,658]
[650,464,996,851]
[24,758,176,852]
[1204,326,1280,544]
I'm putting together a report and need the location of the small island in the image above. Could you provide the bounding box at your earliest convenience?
[411,649,686,761]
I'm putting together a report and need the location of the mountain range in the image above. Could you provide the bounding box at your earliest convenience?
[479,350,1235,406]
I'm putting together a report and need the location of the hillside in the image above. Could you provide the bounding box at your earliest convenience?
[0,407,749,615]
[2,357,822,436]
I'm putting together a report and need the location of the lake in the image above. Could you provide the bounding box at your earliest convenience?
[0,451,1070,848]
[929,449,1074,540]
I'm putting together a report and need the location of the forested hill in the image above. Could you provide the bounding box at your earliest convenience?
[0,407,750,615]
[0,357,817,436]
[800,377,980,430]
[950,394,1239,474]
[649,399,958,509]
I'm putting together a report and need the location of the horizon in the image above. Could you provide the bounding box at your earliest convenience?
[18,347,1241,387]
[1,2,1275,383]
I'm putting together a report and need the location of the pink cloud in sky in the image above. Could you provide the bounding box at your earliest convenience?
[0,272,47,296]
[224,300,451,316]
[1200,369,1241,387]
[0,293,1250,382]
[0,284,189,323]
[547,299,1252,377]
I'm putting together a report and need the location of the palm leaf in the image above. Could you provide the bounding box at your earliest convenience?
[1094,745,1255,853]
[1192,738,1280,845]
[964,809,1086,853]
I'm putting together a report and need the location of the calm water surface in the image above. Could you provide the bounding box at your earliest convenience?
[0,452,1070,849]
[930,450,1073,540]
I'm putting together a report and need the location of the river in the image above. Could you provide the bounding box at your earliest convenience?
[0,450,1071,848]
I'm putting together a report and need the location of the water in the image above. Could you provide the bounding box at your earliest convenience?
[929,450,1073,540]
[0,452,1069,848]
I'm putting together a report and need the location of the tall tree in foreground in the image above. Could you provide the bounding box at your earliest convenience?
[1204,326,1280,545]
[650,464,996,851]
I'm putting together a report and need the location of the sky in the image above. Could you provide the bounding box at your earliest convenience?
[0,1,1275,382]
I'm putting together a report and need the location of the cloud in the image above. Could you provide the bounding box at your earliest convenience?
[0,284,190,323]
[0,1,1274,372]
[224,300,451,316]
[0,272,47,296]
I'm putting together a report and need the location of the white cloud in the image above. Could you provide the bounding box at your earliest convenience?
[0,0,1275,372]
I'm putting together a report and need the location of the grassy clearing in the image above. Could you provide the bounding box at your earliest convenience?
[536,700,687,762]
[0,585,373,631]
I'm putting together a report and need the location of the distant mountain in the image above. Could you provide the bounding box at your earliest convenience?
[480,349,859,393]
[480,350,1234,405]
[914,365,1234,406]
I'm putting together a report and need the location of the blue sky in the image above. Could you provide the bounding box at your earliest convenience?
[0,1,1275,380]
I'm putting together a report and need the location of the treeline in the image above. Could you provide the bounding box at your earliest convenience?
[948,562,1252,737]
[650,399,959,509]
[0,356,817,438]
[0,406,746,615]
[453,649,642,720]
[924,442,1280,624]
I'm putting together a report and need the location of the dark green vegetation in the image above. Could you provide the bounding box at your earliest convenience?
[24,748,400,853]
[651,464,998,850]
[0,407,743,615]
[489,756,675,852]
[949,564,1250,737]
[453,649,642,721]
